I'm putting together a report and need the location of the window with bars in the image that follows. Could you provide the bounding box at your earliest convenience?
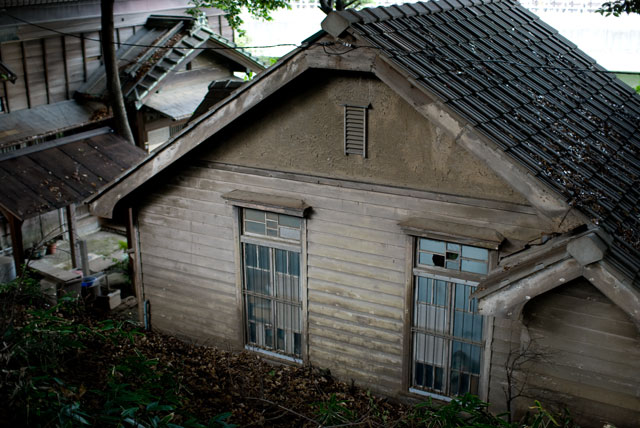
[241,208,303,361]
[410,238,488,399]
[344,104,368,157]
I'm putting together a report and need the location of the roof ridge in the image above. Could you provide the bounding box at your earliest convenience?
[339,0,512,23]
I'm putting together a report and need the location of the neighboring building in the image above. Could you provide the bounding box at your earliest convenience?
[0,0,232,115]
[76,15,264,152]
[89,1,639,426]
[0,1,260,256]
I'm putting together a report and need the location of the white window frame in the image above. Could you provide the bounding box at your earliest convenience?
[408,236,493,401]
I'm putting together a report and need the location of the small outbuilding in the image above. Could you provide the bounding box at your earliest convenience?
[89,1,640,426]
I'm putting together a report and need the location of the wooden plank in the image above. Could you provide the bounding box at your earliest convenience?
[309,289,402,321]
[40,39,50,104]
[139,242,236,276]
[308,301,403,333]
[308,265,405,297]
[309,334,402,367]
[185,167,548,233]
[140,253,235,286]
[307,219,406,247]
[138,223,232,252]
[190,164,539,217]
[309,278,404,309]
[81,33,87,81]
[0,44,10,113]
[139,232,234,264]
[309,312,401,344]
[145,193,230,216]
[127,207,144,324]
[309,324,401,357]
[138,202,234,229]
[142,266,236,297]
[309,230,405,259]
[20,41,30,108]
[310,348,401,388]
[308,241,405,273]
[529,304,636,338]
[525,366,640,410]
[309,254,405,284]
[145,278,237,312]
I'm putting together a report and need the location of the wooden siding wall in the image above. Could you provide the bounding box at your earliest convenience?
[488,279,640,428]
[136,164,549,393]
[0,28,133,112]
[0,15,231,114]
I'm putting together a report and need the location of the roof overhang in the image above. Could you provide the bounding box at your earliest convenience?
[0,127,146,221]
[474,230,640,330]
[88,37,379,219]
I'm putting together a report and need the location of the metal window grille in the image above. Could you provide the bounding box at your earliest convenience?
[344,104,368,157]
[411,238,487,398]
[241,209,303,359]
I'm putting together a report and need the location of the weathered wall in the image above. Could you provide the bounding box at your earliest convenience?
[135,161,548,393]
[201,71,528,205]
[0,4,232,113]
[489,278,640,428]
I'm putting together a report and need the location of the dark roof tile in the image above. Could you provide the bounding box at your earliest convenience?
[346,0,640,278]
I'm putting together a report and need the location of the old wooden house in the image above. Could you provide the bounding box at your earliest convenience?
[89,1,640,426]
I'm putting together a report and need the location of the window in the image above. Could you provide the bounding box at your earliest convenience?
[241,208,303,361]
[410,238,488,399]
[344,104,368,157]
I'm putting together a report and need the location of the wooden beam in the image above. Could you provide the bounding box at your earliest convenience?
[584,261,640,330]
[20,41,31,109]
[126,206,145,324]
[81,33,88,82]
[61,35,70,100]
[65,204,79,269]
[477,257,583,319]
[0,44,9,113]
[6,214,24,275]
[41,38,51,104]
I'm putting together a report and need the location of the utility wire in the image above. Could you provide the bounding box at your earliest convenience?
[3,10,621,76]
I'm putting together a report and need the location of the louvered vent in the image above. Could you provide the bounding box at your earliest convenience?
[344,104,368,157]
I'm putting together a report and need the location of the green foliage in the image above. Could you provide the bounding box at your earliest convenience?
[597,0,640,16]
[0,273,232,428]
[186,0,290,36]
[312,392,356,425]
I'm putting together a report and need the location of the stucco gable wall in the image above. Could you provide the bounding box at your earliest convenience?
[198,70,529,206]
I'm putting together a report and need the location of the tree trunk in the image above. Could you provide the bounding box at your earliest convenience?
[101,0,134,144]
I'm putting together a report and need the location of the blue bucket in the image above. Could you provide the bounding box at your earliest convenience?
[81,276,97,287]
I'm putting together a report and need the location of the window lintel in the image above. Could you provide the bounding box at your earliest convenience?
[399,218,503,250]
[222,190,311,218]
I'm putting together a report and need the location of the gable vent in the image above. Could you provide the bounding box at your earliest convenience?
[344,104,368,157]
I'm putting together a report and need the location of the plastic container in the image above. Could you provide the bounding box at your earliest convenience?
[81,276,97,287]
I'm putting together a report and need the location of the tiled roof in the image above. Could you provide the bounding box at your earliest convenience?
[337,0,640,279]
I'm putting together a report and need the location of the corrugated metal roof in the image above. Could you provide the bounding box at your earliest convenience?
[0,127,146,220]
[337,0,640,279]
[0,100,107,151]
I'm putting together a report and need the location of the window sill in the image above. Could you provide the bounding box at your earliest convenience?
[245,345,303,365]
[408,388,453,402]
[222,190,310,217]
[399,218,503,250]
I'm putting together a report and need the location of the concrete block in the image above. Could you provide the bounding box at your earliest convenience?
[567,233,607,266]
[97,289,121,310]
[0,256,16,283]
